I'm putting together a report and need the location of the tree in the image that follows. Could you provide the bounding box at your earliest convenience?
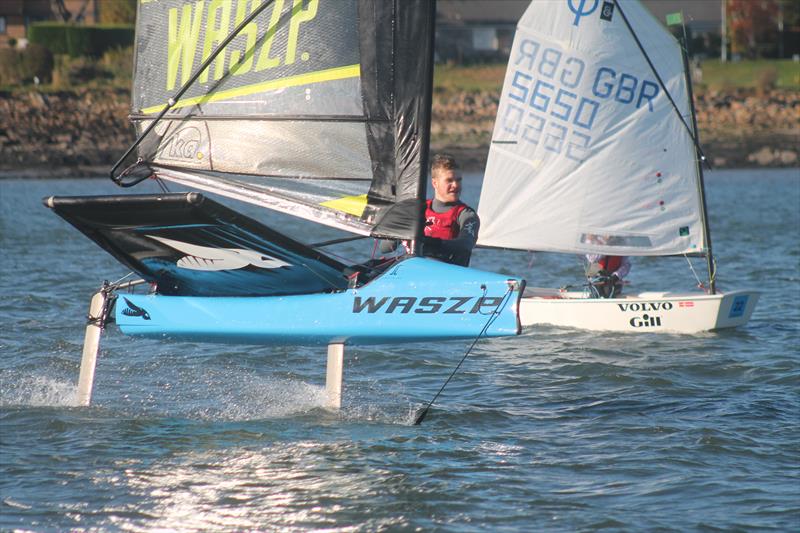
[51,0,71,22]
[778,0,800,58]
[728,0,780,58]
[99,0,137,24]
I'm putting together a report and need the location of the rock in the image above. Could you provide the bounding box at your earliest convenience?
[747,147,776,166]
[779,150,798,165]
[27,92,47,109]
[1,87,797,173]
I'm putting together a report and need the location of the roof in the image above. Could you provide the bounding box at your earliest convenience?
[438,1,528,25]
[438,0,722,28]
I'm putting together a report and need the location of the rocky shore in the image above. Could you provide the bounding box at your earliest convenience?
[0,89,132,177]
[0,88,797,177]
[431,88,799,171]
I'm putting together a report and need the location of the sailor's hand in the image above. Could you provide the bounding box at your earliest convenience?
[378,239,398,253]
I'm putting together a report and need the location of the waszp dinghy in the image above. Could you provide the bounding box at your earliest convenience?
[477,0,758,333]
[45,0,525,407]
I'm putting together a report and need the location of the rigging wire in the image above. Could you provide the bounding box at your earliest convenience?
[155,176,170,193]
[309,235,368,248]
[683,253,717,292]
[612,0,711,170]
[413,284,516,425]
[110,0,278,186]
[684,253,704,289]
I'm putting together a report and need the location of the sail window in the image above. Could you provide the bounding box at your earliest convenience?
[580,233,652,248]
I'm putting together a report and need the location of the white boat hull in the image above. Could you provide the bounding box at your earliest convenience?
[519,288,759,333]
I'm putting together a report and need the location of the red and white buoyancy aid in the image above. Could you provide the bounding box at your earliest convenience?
[424,200,467,240]
[598,255,623,273]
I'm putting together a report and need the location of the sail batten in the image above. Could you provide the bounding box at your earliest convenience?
[478,0,706,257]
[152,167,374,236]
[140,63,362,115]
[129,0,434,240]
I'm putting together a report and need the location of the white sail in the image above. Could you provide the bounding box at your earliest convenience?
[477,0,705,256]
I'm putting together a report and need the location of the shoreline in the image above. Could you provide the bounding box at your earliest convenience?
[1,157,796,181]
[1,88,797,176]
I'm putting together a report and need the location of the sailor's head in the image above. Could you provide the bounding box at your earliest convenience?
[586,233,610,245]
[431,154,462,204]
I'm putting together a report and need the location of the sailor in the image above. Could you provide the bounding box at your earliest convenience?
[379,154,479,266]
[420,154,480,266]
[586,253,631,298]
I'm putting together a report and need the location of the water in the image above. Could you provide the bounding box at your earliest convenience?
[1,169,798,531]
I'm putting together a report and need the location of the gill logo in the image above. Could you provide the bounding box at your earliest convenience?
[568,0,599,26]
[167,0,319,91]
[629,314,661,328]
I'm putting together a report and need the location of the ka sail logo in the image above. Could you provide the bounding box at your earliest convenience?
[568,0,599,26]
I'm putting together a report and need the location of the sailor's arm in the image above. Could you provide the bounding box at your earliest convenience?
[613,257,631,279]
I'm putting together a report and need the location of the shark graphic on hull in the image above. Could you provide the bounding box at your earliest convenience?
[147,235,291,271]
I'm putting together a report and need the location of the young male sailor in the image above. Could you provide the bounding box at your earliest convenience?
[421,154,480,267]
[380,154,480,266]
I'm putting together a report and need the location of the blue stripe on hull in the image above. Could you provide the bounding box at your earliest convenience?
[115,257,524,345]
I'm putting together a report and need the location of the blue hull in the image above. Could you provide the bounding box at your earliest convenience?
[115,258,525,345]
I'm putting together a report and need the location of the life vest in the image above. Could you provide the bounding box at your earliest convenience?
[424,200,467,240]
[599,255,623,273]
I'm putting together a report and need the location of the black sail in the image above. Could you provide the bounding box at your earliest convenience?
[127,0,434,240]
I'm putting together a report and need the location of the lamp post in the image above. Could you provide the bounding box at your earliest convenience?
[721,0,728,62]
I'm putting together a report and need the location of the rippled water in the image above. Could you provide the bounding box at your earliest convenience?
[1,169,798,531]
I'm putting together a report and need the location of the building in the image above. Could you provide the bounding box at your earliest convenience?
[0,0,98,48]
[436,0,726,63]
[437,1,526,63]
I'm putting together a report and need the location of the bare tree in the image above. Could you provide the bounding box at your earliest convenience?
[74,0,92,23]
[51,0,72,22]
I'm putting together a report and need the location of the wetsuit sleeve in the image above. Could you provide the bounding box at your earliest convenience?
[613,257,631,279]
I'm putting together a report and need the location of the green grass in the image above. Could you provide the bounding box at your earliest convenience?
[4,58,796,94]
[434,63,505,93]
[697,59,799,90]
[434,59,800,93]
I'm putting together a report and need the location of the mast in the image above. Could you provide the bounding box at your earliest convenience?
[412,0,437,255]
[614,1,714,291]
[678,20,716,294]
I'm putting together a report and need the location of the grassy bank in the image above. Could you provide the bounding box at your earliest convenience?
[434,59,800,93]
[697,60,800,91]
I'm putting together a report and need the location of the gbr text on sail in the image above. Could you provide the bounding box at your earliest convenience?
[500,35,661,163]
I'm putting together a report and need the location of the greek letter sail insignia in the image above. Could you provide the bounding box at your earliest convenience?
[568,0,600,27]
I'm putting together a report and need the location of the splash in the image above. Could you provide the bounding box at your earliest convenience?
[208,376,328,420]
[0,375,77,407]
[176,369,418,425]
